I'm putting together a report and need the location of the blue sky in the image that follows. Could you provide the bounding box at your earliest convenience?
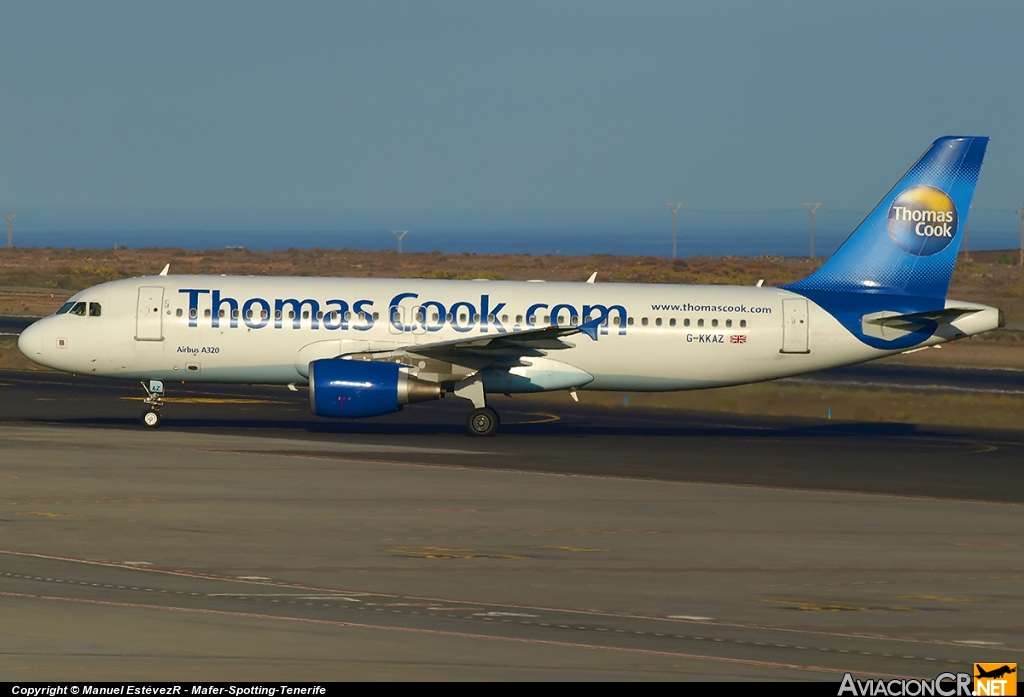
[2,1,1023,241]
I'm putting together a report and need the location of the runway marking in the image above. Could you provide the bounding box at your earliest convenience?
[505,412,561,425]
[1,547,1020,654]
[15,511,72,518]
[119,397,292,405]
[389,545,527,560]
[538,546,607,553]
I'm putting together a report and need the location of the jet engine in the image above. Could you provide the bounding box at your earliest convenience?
[308,358,442,418]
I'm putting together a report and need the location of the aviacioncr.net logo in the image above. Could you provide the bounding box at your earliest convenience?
[888,185,959,256]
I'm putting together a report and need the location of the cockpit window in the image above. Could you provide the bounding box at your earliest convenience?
[69,302,87,316]
[89,302,101,317]
[55,302,74,315]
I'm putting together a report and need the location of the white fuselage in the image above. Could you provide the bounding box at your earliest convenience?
[18,275,1000,392]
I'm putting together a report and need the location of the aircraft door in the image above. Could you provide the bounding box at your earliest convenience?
[136,286,165,341]
[781,298,809,354]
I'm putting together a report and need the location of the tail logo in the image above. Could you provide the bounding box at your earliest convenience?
[888,185,958,256]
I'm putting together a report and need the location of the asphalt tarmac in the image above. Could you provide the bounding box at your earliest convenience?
[1,370,1023,680]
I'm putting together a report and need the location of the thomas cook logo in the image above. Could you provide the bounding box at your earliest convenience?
[888,185,959,256]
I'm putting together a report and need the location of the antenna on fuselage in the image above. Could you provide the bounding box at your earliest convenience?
[159,263,170,276]
[586,272,597,283]
[392,229,409,253]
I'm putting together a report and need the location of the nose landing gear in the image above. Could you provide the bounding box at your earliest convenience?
[140,380,164,428]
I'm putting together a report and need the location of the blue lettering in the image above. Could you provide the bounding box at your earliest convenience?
[525,303,548,328]
[323,299,350,330]
[479,295,506,334]
[449,301,477,333]
[388,292,418,333]
[242,298,271,329]
[211,290,238,328]
[353,299,375,331]
[275,298,321,329]
[583,304,627,336]
[178,289,210,328]
[420,300,446,332]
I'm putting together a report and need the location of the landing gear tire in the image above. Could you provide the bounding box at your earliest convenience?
[466,407,499,437]
[141,409,162,428]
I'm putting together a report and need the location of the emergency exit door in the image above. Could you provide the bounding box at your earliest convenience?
[135,286,164,341]
[781,298,809,354]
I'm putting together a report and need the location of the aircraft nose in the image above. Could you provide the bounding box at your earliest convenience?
[17,320,43,361]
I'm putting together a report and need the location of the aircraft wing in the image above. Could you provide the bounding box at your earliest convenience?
[378,317,602,360]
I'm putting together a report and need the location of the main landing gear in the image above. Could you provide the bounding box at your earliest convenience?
[467,407,499,437]
[455,376,499,437]
[140,380,164,428]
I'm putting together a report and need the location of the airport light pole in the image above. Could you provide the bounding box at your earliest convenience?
[1019,206,1024,267]
[3,211,18,248]
[665,203,682,259]
[392,229,408,253]
[803,203,821,259]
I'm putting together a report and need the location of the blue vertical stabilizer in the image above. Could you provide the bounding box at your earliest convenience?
[785,136,987,299]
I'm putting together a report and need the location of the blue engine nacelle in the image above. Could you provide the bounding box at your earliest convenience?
[308,358,442,418]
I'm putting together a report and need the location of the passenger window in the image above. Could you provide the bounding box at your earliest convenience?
[316,311,323,320]
[275,310,282,320]
[697,318,704,327]
[570,315,578,326]
[89,303,101,317]
[627,317,634,326]
[740,319,747,328]
[189,308,197,319]
[655,318,662,327]
[502,314,509,323]
[219,309,225,318]
[460,313,467,322]
[288,311,295,320]
[55,302,75,315]
[641,318,649,326]
[176,308,183,318]
[372,312,379,320]
[261,310,269,320]
[613,317,621,326]
[516,315,523,323]
[684,318,690,327]
[725,319,732,328]
[712,319,718,328]
[232,309,239,319]
[669,318,676,327]
[543,315,550,324]
[70,302,86,316]
[302,311,309,320]
[344,311,352,320]
[473,313,480,322]
[204,309,211,318]
[432,313,439,322]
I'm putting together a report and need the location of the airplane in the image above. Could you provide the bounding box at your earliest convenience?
[17,136,1001,436]
[976,665,1017,680]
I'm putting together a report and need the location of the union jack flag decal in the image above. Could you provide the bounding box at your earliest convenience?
[730,334,747,344]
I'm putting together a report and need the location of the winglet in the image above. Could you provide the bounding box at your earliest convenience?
[578,316,602,341]
[586,272,597,284]
[159,263,170,276]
